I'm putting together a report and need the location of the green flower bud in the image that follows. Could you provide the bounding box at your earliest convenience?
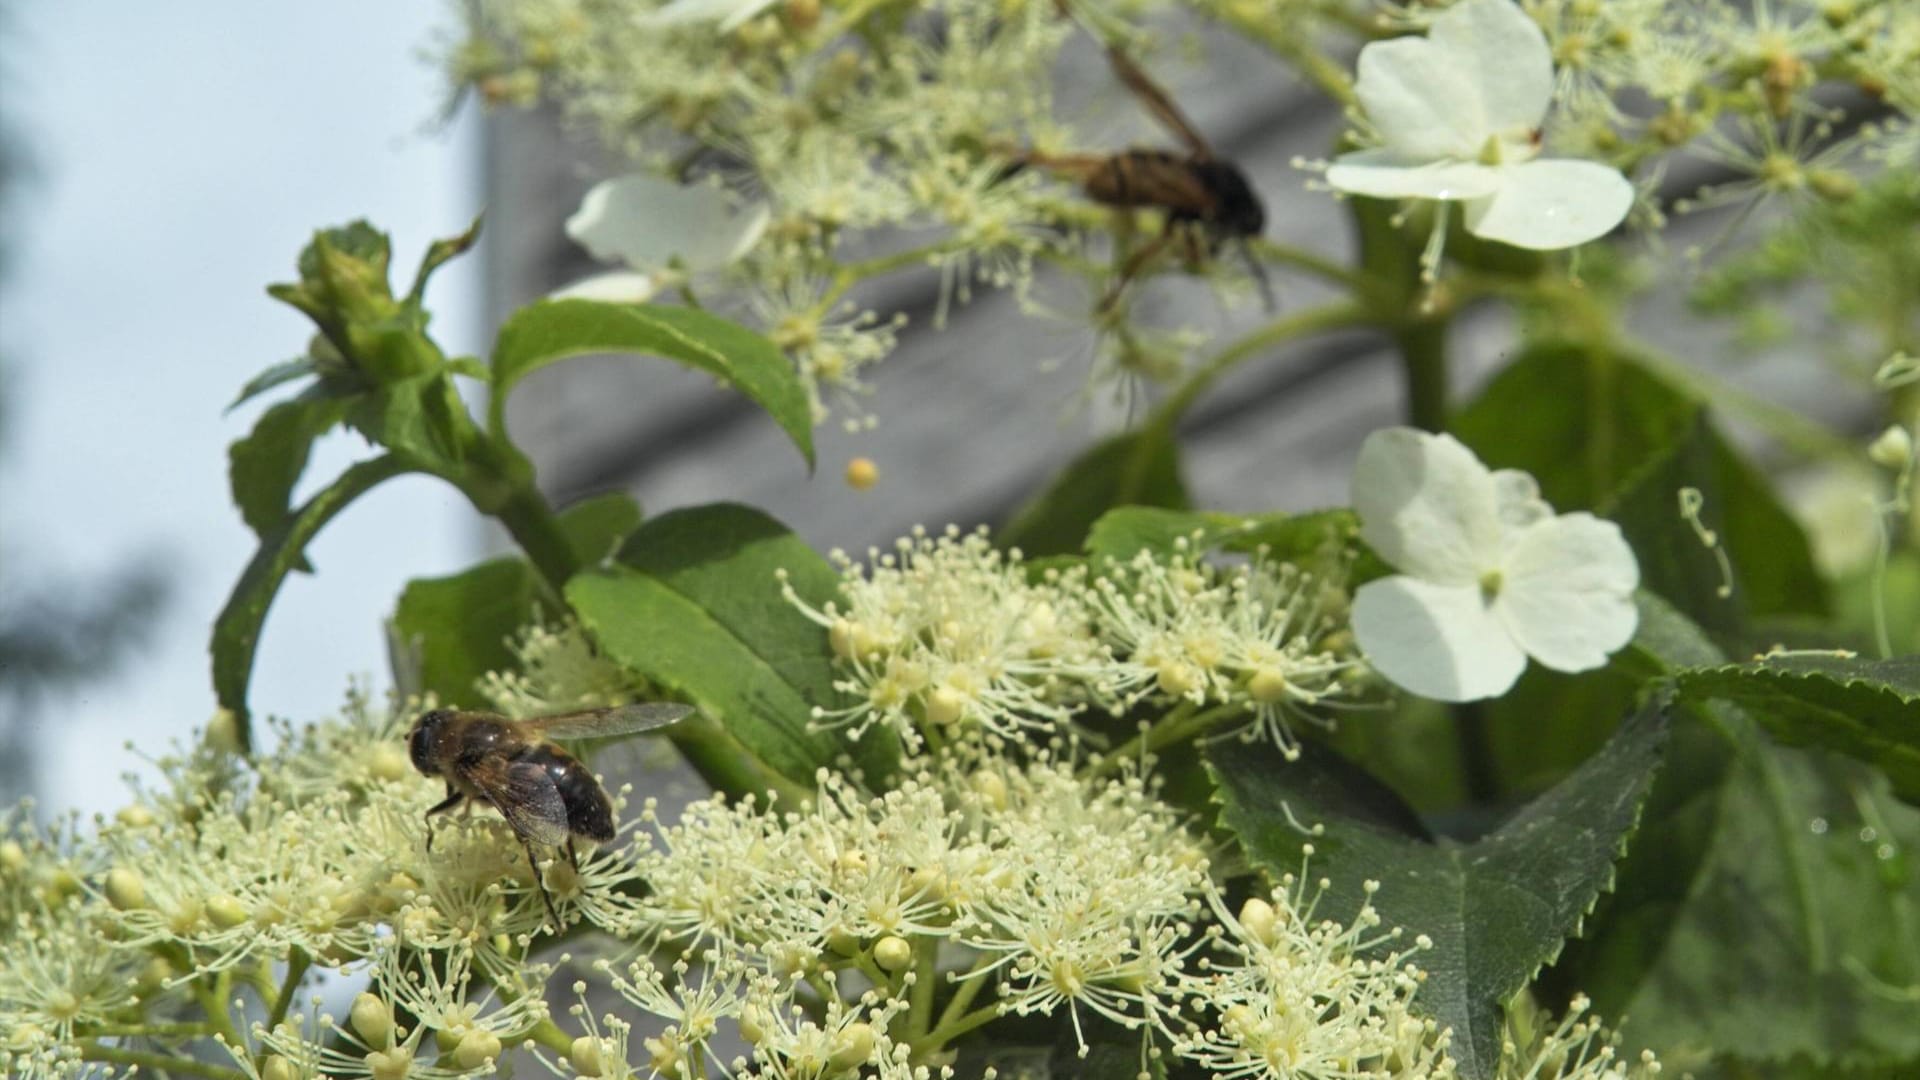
[0,840,26,873]
[452,1031,502,1069]
[1239,897,1277,945]
[569,1035,608,1077]
[365,1047,412,1080]
[261,1055,297,1080]
[872,935,913,972]
[115,805,156,829]
[105,867,146,911]
[351,992,395,1047]
[828,1022,876,1072]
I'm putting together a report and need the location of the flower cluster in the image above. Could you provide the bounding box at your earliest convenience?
[784,524,1366,759]
[446,0,1920,417]
[3,679,1659,1080]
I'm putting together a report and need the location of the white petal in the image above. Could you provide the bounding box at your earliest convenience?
[549,270,660,303]
[1354,576,1529,702]
[565,175,769,274]
[1351,427,1504,585]
[1326,150,1502,201]
[1491,468,1552,531]
[1352,34,1489,162]
[1462,158,1634,250]
[1426,0,1554,138]
[1495,513,1641,673]
[639,0,780,29]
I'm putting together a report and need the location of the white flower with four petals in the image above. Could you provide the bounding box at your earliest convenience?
[1325,0,1634,251]
[1349,427,1640,702]
[557,175,770,302]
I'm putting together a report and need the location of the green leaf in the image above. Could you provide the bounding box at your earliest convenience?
[1609,411,1828,635]
[1674,655,1920,803]
[227,356,321,411]
[390,558,546,709]
[1543,600,1920,1071]
[408,216,482,305]
[1592,737,1920,1069]
[1208,703,1671,1080]
[491,299,814,468]
[211,455,413,748]
[344,372,469,477]
[999,426,1188,558]
[557,492,644,567]
[565,503,897,794]
[228,395,347,541]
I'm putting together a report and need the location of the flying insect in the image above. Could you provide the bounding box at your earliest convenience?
[407,701,694,925]
[1017,1,1271,308]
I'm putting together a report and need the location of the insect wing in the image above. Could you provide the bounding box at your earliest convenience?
[1101,44,1213,160]
[461,755,571,846]
[523,702,695,740]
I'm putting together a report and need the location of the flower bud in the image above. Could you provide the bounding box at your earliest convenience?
[351,993,395,1047]
[923,686,967,727]
[452,1031,502,1069]
[738,1007,770,1046]
[828,1022,876,1072]
[872,935,913,972]
[0,840,26,873]
[115,805,156,829]
[1869,425,1914,469]
[105,867,147,911]
[261,1054,297,1080]
[365,1047,412,1080]
[1247,667,1291,704]
[844,457,879,491]
[569,1035,608,1077]
[1238,897,1277,944]
[204,708,243,754]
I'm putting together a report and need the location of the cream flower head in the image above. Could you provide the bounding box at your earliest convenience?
[1349,427,1639,701]
[1325,0,1634,251]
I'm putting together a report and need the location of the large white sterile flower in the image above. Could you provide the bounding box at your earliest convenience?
[557,175,769,301]
[1349,427,1639,702]
[1325,0,1634,251]
[640,0,781,32]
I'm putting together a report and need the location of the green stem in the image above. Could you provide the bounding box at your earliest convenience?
[1091,703,1240,778]
[525,1018,576,1055]
[1148,301,1372,432]
[78,1044,246,1080]
[262,948,311,1041]
[1396,316,1451,433]
[492,485,580,596]
[1247,238,1373,294]
[1453,700,1500,805]
[932,960,992,1037]
[907,935,939,1040]
[909,1004,1003,1056]
[668,715,815,808]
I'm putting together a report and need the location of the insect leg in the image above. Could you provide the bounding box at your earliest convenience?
[422,786,464,853]
[565,837,580,870]
[1101,227,1177,312]
[523,840,561,930]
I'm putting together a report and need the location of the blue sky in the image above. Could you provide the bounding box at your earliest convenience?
[5,3,486,815]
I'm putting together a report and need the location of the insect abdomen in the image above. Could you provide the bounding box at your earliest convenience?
[518,744,616,841]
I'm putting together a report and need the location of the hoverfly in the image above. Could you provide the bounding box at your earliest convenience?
[1015,0,1271,308]
[407,701,694,925]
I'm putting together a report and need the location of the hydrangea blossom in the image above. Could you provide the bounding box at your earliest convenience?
[558,175,769,302]
[1349,427,1639,702]
[1325,0,1634,251]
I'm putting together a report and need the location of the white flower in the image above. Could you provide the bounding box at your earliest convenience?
[639,0,781,33]
[559,175,769,301]
[1349,427,1639,702]
[1324,0,1634,251]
